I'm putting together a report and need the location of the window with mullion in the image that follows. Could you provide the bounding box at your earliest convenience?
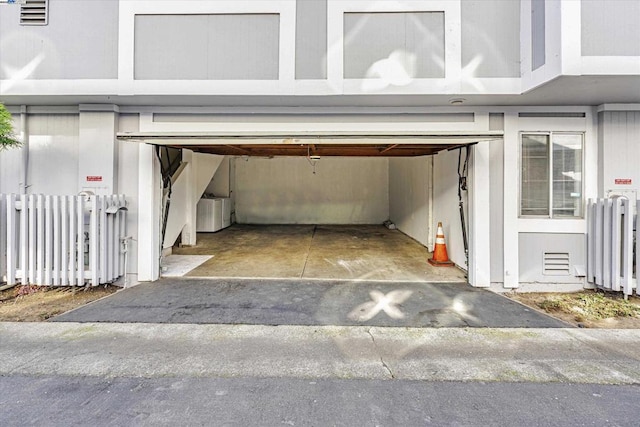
[520,132,583,218]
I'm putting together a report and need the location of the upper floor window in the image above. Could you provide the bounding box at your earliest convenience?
[520,132,583,218]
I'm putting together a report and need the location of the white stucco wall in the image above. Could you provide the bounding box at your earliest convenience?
[388,156,432,247]
[235,157,389,224]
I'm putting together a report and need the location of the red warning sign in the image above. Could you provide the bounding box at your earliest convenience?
[615,178,632,185]
[86,176,103,182]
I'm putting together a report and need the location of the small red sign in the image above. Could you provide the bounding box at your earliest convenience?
[615,179,632,185]
[86,176,103,182]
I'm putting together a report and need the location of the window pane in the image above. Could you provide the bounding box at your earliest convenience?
[521,134,549,216]
[552,134,583,217]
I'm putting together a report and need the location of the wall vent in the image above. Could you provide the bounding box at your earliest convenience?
[518,112,586,118]
[20,0,48,26]
[543,252,571,275]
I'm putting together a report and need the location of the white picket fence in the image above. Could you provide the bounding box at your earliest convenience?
[0,194,128,287]
[587,197,638,296]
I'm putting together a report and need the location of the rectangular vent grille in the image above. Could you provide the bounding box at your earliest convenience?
[519,112,586,118]
[20,0,48,26]
[543,252,570,275]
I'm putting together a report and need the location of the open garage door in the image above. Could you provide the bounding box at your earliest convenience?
[119,130,501,286]
[117,131,501,157]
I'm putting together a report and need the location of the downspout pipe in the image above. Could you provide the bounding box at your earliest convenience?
[19,105,28,195]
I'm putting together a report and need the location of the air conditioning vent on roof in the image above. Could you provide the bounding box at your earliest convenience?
[543,252,571,275]
[20,0,48,26]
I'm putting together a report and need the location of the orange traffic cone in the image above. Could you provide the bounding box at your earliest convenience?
[428,222,454,267]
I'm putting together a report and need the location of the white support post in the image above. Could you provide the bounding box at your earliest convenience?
[468,141,491,287]
[503,113,519,288]
[138,144,161,282]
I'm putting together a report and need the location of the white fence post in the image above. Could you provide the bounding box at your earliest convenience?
[621,198,633,295]
[0,195,6,283]
[6,194,17,285]
[587,197,637,297]
[1,193,127,288]
[77,196,85,286]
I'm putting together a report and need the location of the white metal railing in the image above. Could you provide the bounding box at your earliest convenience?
[587,197,638,296]
[0,194,127,287]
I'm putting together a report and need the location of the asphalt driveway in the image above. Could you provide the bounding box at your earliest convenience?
[52,278,569,328]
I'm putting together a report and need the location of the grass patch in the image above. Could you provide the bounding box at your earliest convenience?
[537,291,640,321]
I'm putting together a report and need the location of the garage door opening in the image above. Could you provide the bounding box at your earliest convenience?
[118,131,501,284]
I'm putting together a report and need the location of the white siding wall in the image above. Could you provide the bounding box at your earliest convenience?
[599,111,640,196]
[388,156,431,247]
[582,0,640,56]
[26,114,79,195]
[235,157,389,224]
[433,149,466,268]
[0,0,118,79]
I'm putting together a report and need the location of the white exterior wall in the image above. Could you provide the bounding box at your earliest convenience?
[235,157,389,224]
[433,149,467,269]
[1,0,636,290]
[598,109,640,199]
[388,156,432,248]
[23,113,79,196]
[0,113,22,194]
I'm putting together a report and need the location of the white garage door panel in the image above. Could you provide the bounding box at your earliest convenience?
[236,157,389,224]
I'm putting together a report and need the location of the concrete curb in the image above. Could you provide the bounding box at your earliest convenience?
[1,322,639,384]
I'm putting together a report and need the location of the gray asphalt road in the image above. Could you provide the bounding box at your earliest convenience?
[1,376,638,426]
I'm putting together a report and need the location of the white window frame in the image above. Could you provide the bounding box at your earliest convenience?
[519,131,585,219]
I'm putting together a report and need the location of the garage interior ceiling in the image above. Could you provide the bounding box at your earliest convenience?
[117,132,503,157]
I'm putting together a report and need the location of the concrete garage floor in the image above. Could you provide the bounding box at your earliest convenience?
[171,224,467,282]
